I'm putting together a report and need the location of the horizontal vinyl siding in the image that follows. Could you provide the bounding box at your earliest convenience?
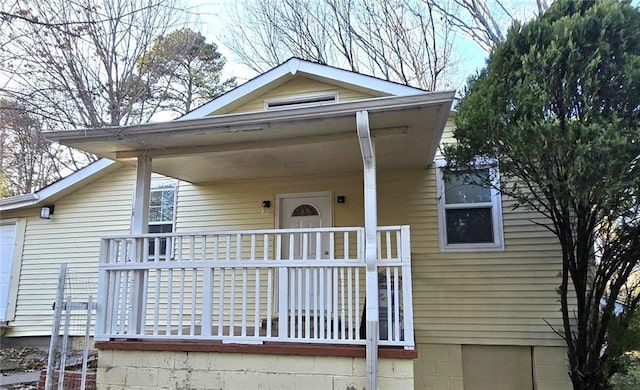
[172,174,367,333]
[428,117,567,345]
[229,76,381,114]
[434,119,456,160]
[6,166,136,337]
[176,173,365,232]
[8,162,565,346]
[178,169,564,346]
[376,168,565,346]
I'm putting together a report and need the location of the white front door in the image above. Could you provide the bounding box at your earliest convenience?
[279,192,332,257]
[278,192,332,315]
[0,222,17,321]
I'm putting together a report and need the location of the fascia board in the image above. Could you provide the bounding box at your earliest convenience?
[427,98,455,166]
[0,194,39,211]
[37,159,118,199]
[179,58,427,120]
[179,62,292,120]
[0,159,118,211]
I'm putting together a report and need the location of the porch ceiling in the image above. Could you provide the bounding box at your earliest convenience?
[47,92,455,183]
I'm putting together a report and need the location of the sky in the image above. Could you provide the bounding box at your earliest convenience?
[185,1,261,83]
[184,0,491,91]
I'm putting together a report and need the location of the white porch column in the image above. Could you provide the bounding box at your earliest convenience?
[131,155,152,235]
[357,111,379,390]
[130,155,152,334]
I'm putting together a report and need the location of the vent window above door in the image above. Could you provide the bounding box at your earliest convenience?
[264,92,338,110]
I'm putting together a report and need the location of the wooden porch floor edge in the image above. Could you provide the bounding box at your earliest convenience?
[95,340,418,359]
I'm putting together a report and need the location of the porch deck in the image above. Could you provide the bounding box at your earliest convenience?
[96,226,414,349]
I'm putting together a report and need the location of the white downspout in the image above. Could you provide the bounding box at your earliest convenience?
[130,154,151,334]
[357,111,379,390]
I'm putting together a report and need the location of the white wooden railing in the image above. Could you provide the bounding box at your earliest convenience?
[96,226,414,349]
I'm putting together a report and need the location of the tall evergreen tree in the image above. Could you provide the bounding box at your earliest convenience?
[444,1,640,388]
[138,28,236,115]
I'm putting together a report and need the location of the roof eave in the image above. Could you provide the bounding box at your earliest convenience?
[0,159,119,212]
[0,194,39,211]
[47,91,456,146]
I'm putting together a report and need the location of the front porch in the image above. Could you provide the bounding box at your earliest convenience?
[47,63,455,387]
[96,226,414,349]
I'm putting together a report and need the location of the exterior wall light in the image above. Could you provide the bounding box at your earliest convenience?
[40,205,55,219]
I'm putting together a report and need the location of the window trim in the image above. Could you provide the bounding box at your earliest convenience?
[435,159,505,252]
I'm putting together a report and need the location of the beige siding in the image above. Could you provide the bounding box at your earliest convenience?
[174,174,366,328]
[435,118,456,160]
[176,173,365,232]
[226,76,383,114]
[427,116,565,345]
[4,166,136,337]
[377,167,564,346]
[7,162,564,346]
[176,169,563,346]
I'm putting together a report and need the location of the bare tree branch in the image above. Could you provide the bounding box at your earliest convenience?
[0,0,192,192]
[223,0,458,90]
[427,0,551,52]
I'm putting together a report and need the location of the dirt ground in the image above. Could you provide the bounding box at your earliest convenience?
[0,346,47,389]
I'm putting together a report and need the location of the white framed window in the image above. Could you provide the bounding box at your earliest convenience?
[148,180,177,258]
[435,159,504,251]
[264,91,338,110]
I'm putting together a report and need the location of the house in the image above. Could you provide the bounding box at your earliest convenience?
[0,159,121,333]
[1,58,572,389]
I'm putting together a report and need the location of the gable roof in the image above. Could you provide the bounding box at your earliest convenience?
[180,57,427,120]
[45,58,455,183]
[0,159,119,212]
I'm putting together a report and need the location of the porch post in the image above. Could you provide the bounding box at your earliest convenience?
[130,155,152,334]
[131,155,152,235]
[357,111,379,390]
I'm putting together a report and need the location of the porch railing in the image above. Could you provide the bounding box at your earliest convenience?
[96,226,414,349]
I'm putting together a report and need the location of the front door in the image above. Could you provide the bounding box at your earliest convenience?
[278,192,332,255]
[277,192,332,320]
[278,192,331,229]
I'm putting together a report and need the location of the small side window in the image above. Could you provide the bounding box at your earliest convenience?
[435,160,504,251]
[148,182,177,259]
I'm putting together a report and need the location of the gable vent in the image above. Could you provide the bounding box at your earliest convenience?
[265,92,338,110]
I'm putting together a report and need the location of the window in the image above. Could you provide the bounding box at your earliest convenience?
[291,204,319,217]
[148,182,177,258]
[435,160,504,251]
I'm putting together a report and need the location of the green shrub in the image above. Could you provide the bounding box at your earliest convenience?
[611,355,640,390]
